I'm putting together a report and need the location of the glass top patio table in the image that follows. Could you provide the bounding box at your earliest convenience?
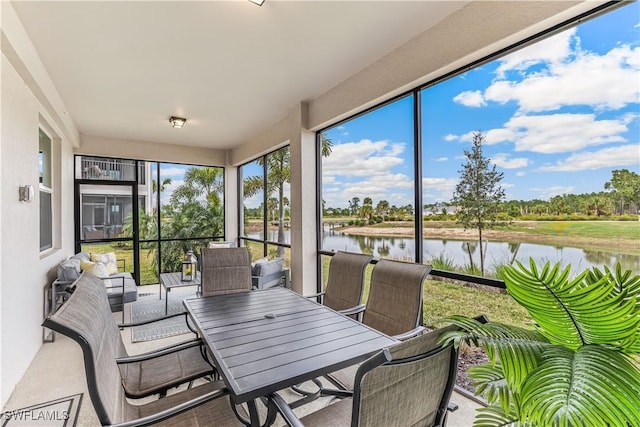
[183,287,397,426]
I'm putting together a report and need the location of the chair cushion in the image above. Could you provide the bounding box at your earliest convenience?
[251,258,283,277]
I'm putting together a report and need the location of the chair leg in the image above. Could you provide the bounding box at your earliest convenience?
[288,378,324,409]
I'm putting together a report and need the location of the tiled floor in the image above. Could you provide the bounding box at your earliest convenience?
[3,296,482,426]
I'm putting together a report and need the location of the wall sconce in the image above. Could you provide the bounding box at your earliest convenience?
[249,0,265,5]
[169,116,187,128]
[19,185,34,202]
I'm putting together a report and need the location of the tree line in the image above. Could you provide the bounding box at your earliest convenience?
[323,169,640,220]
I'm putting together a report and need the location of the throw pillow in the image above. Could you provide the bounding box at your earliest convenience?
[252,258,283,277]
[90,252,118,275]
[251,257,269,275]
[208,241,234,248]
[80,260,111,286]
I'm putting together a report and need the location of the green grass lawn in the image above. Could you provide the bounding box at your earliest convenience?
[507,220,640,241]
[320,255,532,330]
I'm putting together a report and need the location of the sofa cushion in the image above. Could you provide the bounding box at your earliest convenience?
[252,258,284,277]
[106,273,138,304]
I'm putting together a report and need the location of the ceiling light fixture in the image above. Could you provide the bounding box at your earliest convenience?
[248,0,265,6]
[169,116,186,128]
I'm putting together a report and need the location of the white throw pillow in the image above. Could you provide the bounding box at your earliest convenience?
[90,252,118,275]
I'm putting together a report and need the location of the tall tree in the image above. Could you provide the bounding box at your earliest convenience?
[604,169,640,214]
[348,197,360,217]
[244,135,333,258]
[452,131,507,275]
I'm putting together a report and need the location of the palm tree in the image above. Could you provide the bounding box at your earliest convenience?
[244,135,333,258]
[444,260,640,426]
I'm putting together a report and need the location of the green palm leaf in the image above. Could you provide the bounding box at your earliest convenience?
[502,260,639,351]
[468,363,511,410]
[520,345,640,426]
[587,264,640,353]
[443,316,549,396]
[472,405,525,427]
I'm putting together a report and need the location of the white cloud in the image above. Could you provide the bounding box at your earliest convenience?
[516,171,526,177]
[492,154,529,169]
[435,157,448,162]
[160,167,186,177]
[485,128,517,145]
[322,139,415,207]
[497,113,628,153]
[485,44,639,112]
[444,134,458,142]
[536,144,640,172]
[422,177,458,202]
[453,90,486,107]
[495,29,576,76]
[323,139,405,177]
[529,185,575,200]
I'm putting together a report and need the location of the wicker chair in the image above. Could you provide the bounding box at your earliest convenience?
[307,251,372,315]
[269,324,460,427]
[325,259,431,392]
[200,247,252,297]
[42,272,243,426]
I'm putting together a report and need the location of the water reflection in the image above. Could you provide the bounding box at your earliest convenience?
[248,229,640,275]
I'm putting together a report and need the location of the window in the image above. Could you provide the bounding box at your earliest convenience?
[239,146,291,266]
[318,2,639,280]
[320,96,416,260]
[75,156,226,285]
[39,129,52,251]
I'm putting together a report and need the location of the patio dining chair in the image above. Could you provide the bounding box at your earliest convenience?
[43,272,214,399]
[306,250,373,315]
[324,259,431,392]
[268,323,460,427]
[200,247,253,297]
[289,251,372,404]
[42,272,244,426]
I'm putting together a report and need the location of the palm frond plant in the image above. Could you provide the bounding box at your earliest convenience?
[442,259,640,426]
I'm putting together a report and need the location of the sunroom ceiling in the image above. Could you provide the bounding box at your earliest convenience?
[10,1,470,150]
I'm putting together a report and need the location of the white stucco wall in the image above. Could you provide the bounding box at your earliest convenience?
[1,53,75,406]
[1,2,77,406]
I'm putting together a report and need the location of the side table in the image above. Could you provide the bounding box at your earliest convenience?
[159,271,201,315]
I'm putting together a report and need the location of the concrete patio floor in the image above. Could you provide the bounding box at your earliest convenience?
[3,295,482,426]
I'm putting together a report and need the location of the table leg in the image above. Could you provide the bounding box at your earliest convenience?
[159,282,162,299]
[165,288,169,315]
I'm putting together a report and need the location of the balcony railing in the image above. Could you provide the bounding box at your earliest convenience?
[81,157,145,184]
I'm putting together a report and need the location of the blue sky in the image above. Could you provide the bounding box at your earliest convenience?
[322,3,639,209]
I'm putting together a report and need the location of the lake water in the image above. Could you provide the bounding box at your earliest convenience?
[248,228,640,276]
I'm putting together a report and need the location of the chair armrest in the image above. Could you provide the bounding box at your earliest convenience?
[118,311,192,329]
[304,291,325,298]
[268,392,305,427]
[115,338,204,364]
[392,325,425,341]
[304,291,325,304]
[117,258,126,271]
[107,381,229,427]
[97,275,125,292]
[338,304,366,317]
